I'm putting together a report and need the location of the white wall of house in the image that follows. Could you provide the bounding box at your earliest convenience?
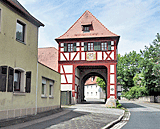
[84,84,106,99]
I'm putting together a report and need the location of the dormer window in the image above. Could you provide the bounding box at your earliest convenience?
[82,23,93,33]
[83,26,90,32]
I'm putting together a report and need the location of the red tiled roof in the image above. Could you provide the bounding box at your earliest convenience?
[85,76,98,85]
[38,47,58,72]
[56,10,119,40]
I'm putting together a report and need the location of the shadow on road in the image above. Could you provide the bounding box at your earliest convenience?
[79,98,105,104]
[22,111,90,129]
[80,100,105,104]
[121,103,146,109]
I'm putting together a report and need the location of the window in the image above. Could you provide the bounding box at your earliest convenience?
[42,78,46,97]
[14,68,26,92]
[84,26,89,31]
[68,44,73,52]
[64,43,76,52]
[14,70,21,91]
[84,41,111,51]
[91,92,93,95]
[91,77,94,82]
[16,20,25,42]
[101,43,107,51]
[42,84,45,95]
[87,92,89,95]
[49,81,54,98]
[108,41,111,50]
[82,25,93,33]
[94,42,101,51]
[0,66,31,93]
[96,92,97,95]
[88,43,93,51]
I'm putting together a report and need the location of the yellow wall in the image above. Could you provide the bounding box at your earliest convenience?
[0,2,61,114]
[0,2,38,110]
[38,63,61,108]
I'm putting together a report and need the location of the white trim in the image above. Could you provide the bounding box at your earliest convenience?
[76,42,79,46]
[61,43,64,47]
[81,42,84,46]
[111,41,114,45]
[14,67,26,92]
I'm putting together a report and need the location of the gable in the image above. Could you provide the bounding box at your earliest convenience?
[56,10,119,40]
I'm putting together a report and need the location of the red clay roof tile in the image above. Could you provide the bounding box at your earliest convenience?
[56,10,119,40]
[38,47,58,72]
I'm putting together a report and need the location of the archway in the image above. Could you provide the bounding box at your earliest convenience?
[82,72,107,103]
[75,65,108,103]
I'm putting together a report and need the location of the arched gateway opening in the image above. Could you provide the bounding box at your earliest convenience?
[56,10,120,106]
[77,66,107,103]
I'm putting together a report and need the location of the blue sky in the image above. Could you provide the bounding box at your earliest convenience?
[18,0,160,55]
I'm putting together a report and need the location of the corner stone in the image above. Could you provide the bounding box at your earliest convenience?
[105,98,116,108]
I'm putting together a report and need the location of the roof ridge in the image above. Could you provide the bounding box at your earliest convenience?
[38,47,58,50]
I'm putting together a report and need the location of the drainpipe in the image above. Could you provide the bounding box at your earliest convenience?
[35,61,39,115]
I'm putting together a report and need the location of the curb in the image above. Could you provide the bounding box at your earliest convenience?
[102,110,125,129]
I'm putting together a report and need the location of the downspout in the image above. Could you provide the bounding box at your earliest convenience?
[35,61,39,115]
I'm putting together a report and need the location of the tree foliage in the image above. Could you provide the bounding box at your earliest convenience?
[118,33,160,98]
[96,77,106,92]
[117,51,143,91]
[140,33,160,96]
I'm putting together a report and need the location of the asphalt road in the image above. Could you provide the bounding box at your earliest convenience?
[120,100,160,129]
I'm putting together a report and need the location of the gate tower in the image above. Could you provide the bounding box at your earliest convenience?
[56,10,120,104]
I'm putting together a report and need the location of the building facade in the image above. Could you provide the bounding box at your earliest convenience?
[0,0,61,120]
[56,10,120,104]
[84,76,106,99]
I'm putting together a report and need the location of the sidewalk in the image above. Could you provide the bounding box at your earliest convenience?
[0,102,124,129]
[0,108,64,128]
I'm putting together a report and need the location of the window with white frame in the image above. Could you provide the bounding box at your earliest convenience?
[68,43,73,52]
[88,42,94,51]
[16,20,25,43]
[101,42,107,51]
[49,81,54,97]
[14,68,26,92]
[41,78,46,97]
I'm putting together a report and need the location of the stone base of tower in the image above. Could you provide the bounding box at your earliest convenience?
[105,96,116,108]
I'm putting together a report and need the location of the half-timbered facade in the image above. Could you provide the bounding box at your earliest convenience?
[56,10,120,104]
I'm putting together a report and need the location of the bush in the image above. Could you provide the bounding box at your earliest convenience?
[121,86,147,100]
[116,100,122,108]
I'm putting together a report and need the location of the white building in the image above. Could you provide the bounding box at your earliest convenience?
[84,77,106,99]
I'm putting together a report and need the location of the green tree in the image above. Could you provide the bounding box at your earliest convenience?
[140,33,160,96]
[96,77,106,92]
[117,51,143,91]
